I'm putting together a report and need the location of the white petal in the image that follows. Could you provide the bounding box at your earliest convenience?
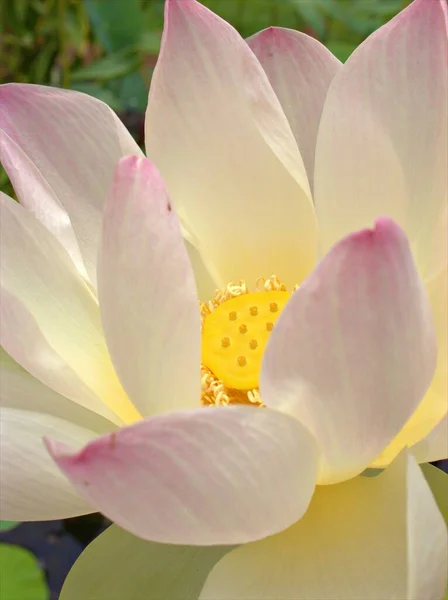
[314,0,448,280]
[261,219,437,483]
[200,453,447,600]
[0,408,97,521]
[0,347,113,434]
[98,157,201,416]
[0,131,88,280]
[145,0,317,288]
[0,194,139,425]
[248,27,340,191]
[184,238,218,302]
[0,83,143,286]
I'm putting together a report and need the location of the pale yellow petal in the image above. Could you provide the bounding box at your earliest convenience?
[200,453,447,600]
[372,265,447,467]
[146,0,317,288]
[411,416,447,464]
[0,194,139,424]
[60,525,233,600]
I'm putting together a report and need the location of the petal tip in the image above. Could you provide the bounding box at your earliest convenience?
[44,434,108,470]
[249,26,298,52]
[259,26,278,39]
[165,0,196,15]
[116,154,144,176]
[43,435,72,461]
[345,217,406,250]
[115,156,163,188]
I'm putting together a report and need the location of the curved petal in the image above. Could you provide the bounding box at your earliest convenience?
[248,27,340,191]
[98,157,201,417]
[411,416,448,464]
[0,286,121,426]
[0,131,88,280]
[46,406,319,545]
[60,524,233,600]
[184,239,218,302]
[0,194,139,425]
[314,0,448,280]
[420,463,448,526]
[200,452,447,600]
[261,219,437,484]
[145,0,317,289]
[372,264,447,467]
[0,83,143,286]
[0,348,114,434]
[407,461,448,599]
[0,408,97,521]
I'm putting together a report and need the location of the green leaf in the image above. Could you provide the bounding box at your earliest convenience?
[69,83,123,111]
[326,40,357,62]
[0,544,49,600]
[138,30,162,55]
[71,51,141,82]
[83,0,145,53]
[117,72,149,112]
[0,521,19,532]
[420,463,448,526]
[362,0,404,16]
[12,0,29,25]
[289,0,326,37]
[320,2,372,35]
[30,39,57,83]
[60,524,234,600]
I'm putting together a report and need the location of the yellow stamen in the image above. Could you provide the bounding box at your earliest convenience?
[237,355,247,367]
[221,337,230,348]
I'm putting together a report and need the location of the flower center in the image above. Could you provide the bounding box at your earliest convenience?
[200,276,293,407]
[202,291,290,390]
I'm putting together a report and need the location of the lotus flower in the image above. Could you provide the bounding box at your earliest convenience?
[1,0,447,596]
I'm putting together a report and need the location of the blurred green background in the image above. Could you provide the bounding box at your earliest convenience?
[1,0,410,196]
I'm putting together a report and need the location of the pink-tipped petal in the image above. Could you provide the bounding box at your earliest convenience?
[0,408,97,521]
[0,193,138,425]
[261,218,437,484]
[0,84,142,287]
[146,0,317,288]
[47,406,319,545]
[248,27,340,191]
[98,157,201,417]
[314,0,448,281]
